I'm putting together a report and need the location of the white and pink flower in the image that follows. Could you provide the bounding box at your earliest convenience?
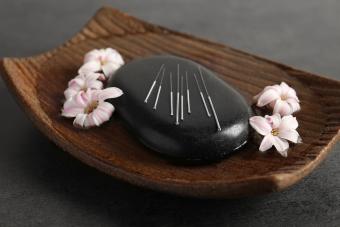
[249,113,301,157]
[64,72,105,100]
[61,88,123,128]
[254,82,300,116]
[78,48,124,79]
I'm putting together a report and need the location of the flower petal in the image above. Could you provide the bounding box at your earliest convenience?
[286,89,299,101]
[259,135,274,152]
[98,87,123,101]
[280,82,290,93]
[97,102,114,115]
[84,72,104,81]
[272,137,289,156]
[271,84,282,93]
[64,87,79,100]
[68,77,85,88]
[105,49,124,65]
[63,97,81,110]
[76,91,90,107]
[281,82,300,101]
[83,114,96,128]
[62,94,87,116]
[105,48,118,54]
[279,129,301,143]
[84,49,101,63]
[92,102,114,124]
[249,116,272,136]
[78,60,101,74]
[87,80,103,90]
[280,115,299,131]
[101,62,121,78]
[286,98,301,113]
[277,148,288,158]
[61,106,84,117]
[73,113,87,128]
[84,112,103,127]
[256,89,280,107]
[265,113,281,129]
[273,99,292,116]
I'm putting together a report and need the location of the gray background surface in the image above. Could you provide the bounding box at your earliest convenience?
[0,0,339,226]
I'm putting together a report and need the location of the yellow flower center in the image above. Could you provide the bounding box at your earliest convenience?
[281,94,287,100]
[99,56,107,66]
[84,101,98,114]
[271,128,279,136]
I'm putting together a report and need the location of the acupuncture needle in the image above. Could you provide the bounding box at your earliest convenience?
[181,75,184,121]
[198,67,221,131]
[175,64,180,125]
[144,64,165,103]
[193,73,211,117]
[170,72,174,116]
[153,67,165,109]
[185,71,191,114]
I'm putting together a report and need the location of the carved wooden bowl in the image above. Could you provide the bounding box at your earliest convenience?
[1,7,339,198]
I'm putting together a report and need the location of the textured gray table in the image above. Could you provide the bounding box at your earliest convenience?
[0,1,339,226]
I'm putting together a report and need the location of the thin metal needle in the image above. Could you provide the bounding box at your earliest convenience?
[198,67,221,131]
[181,75,184,121]
[153,67,165,109]
[186,71,191,114]
[175,64,180,125]
[144,64,164,103]
[170,72,174,116]
[193,73,211,117]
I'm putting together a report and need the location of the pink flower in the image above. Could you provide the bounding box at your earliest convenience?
[254,82,300,116]
[78,48,124,79]
[249,113,301,157]
[61,88,123,128]
[64,72,104,100]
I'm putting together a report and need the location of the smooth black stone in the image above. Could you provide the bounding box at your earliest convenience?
[108,55,252,162]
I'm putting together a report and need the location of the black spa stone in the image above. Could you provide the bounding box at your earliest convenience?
[108,55,252,162]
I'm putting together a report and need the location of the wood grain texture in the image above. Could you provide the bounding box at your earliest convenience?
[1,6,339,198]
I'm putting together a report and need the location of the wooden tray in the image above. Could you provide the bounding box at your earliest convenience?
[1,7,340,198]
